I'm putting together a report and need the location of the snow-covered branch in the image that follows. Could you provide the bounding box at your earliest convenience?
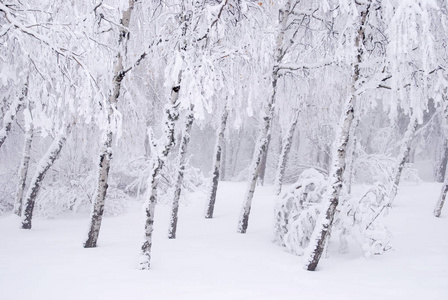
[277,59,333,72]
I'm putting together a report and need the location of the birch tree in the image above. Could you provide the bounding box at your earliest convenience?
[84,0,139,248]
[434,96,448,217]
[237,0,292,234]
[140,0,235,269]
[0,87,24,149]
[204,105,229,218]
[388,115,418,203]
[237,0,331,233]
[168,105,194,239]
[304,0,372,271]
[140,1,193,269]
[1,1,97,224]
[13,108,33,216]
[21,127,69,229]
[274,109,299,195]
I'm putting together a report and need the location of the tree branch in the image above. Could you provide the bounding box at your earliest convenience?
[277,59,333,71]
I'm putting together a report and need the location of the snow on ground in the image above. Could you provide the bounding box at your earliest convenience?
[0,182,447,300]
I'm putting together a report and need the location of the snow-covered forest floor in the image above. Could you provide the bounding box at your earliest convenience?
[1,181,447,300]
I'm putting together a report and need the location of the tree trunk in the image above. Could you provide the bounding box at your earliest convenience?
[388,115,418,204]
[230,132,241,178]
[84,0,136,248]
[258,133,271,186]
[140,92,180,270]
[434,168,448,217]
[274,109,299,195]
[168,105,195,239]
[237,0,291,234]
[436,139,448,182]
[204,107,229,218]
[220,137,227,181]
[140,6,196,267]
[0,79,28,149]
[21,130,68,229]
[304,1,371,271]
[13,125,34,216]
[237,72,278,234]
[434,104,448,217]
[345,106,361,195]
[304,97,355,271]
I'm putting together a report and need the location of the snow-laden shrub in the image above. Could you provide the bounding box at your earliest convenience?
[401,163,422,184]
[336,183,391,256]
[354,154,395,184]
[353,153,421,185]
[274,169,392,258]
[0,171,15,214]
[274,168,326,255]
[119,156,206,204]
[35,171,129,218]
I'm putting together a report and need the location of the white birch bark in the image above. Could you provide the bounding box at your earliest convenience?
[388,115,418,204]
[258,133,271,186]
[344,101,362,194]
[237,0,291,234]
[303,96,355,270]
[84,0,136,248]
[168,105,195,239]
[237,72,278,234]
[21,130,68,229]
[304,2,371,271]
[204,107,229,218]
[436,140,448,182]
[274,109,299,195]
[139,3,196,269]
[139,89,180,270]
[13,125,34,216]
[434,166,448,217]
[0,79,28,149]
[434,104,448,217]
[220,134,227,181]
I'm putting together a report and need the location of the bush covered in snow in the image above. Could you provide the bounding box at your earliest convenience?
[35,170,129,218]
[353,153,421,185]
[336,183,392,256]
[274,169,392,257]
[274,168,326,255]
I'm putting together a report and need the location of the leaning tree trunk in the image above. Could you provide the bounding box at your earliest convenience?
[84,0,136,248]
[0,78,28,149]
[21,130,68,229]
[204,107,229,218]
[303,96,355,271]
[237,0,291,234]
[274,109,299,195]
[434,104,448,217]
[139,90,180,270]
[304,1,371,271]
[388,115,418,204]
[168,105,195,239]
[434,166,448,217]
[140,4,198,268]
[13,125,34,216]
[237,71,278,234]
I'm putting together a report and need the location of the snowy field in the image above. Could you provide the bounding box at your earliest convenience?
[1,182,447,300]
